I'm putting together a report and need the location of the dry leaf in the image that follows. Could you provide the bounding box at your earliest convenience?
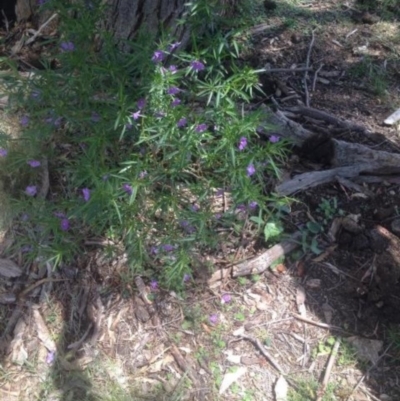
[224,350,241,364]
[219,367,247,394]
[33,309,56,352]
[296,286,306,317]
[10,338,28,365]
[322,302,334,324]
[0,258,23,278]
[274,376,288,401]
[256,301,269,311]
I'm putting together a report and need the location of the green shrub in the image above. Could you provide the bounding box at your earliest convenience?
[0,0,288,289]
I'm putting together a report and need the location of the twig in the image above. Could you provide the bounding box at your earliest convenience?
[312,63,323,92]
[26,13,58,45]
[1,10,9,32]
[239,333,285,374]
[316,339,340,401]
[292,313,349,333]
[19,278,68,298]
[304,30,315,106]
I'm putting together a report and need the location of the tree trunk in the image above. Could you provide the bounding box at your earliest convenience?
[103,0,190,51]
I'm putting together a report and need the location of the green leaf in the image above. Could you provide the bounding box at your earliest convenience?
[250,216,263,225]
[310,237,322,255]
[264,220,283,241]
[306,221,322,234]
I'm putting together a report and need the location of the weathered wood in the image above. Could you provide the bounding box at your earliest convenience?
[232,232,301,277]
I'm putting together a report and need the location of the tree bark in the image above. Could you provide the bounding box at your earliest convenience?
[103,0,190,51]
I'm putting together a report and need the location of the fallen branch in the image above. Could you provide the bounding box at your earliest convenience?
[284,105,370,134]
[232,232,301,277]
[275,164,378,195]
[238,333,285,374]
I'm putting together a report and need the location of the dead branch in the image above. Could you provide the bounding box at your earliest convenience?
[284,106,370,133]
[275,164,379,196]
[238,333,285,374]
[232,232,301,277]
[304,30,315,106]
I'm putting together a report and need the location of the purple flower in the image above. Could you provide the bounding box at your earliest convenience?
[152,50,165,63]
[177,117,187,128]
[82,188,90,202]
[169,42,181,51]
[221,294,232,304]
[238,137,247,151]
[169,65,177,73]
[171,98,181,107]
[125,123,133,130]
[209,314,219,325]
[162,244,175,252]
[91,112,100,122]
[132,111,142,120]
[190,204,200,212]
[216,188,224,197]
[21,245,33,253]
[25,185,37,197]
[246,163,256,177]
[269,135,280,143]
[236,204,247,212]
[150,246,159,255]
[214,213,222,220]
[21,213,29,221]
[196,123,207,133]
[249,201,258,210]
[54,211,66,219]
[137,98,146,109]
[167,87,180,95]
[150,280,158,290]
[60,41,75,52]
[46,351,55,364]
[139,170,147,179]
[31,90,41,99]
[60,218,70,231]
[27,160,41,168]
[122,183,133,195]
[180,220,196,234]
[183,273,191,282]
[20,115,29,126]
[191,60,205,71]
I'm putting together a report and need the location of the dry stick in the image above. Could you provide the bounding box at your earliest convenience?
[26,13,58,45]
[292,313,350,333]
[304,30,315,107]
[316,339,341,401]
[312,63,324,92]
[240,333,285,374]
[345,342,393,401]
